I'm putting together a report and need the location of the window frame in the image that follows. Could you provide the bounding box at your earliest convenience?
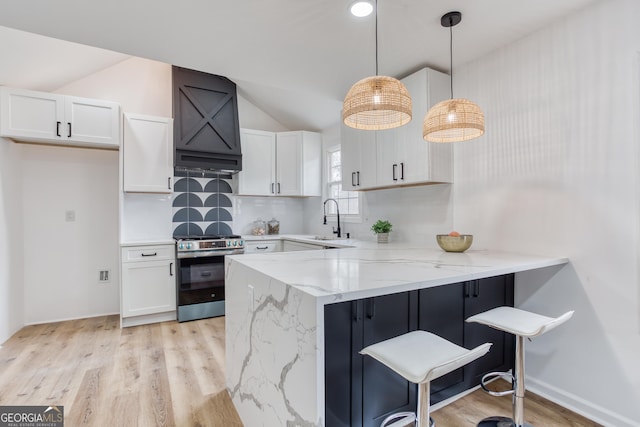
[325,144,362,223]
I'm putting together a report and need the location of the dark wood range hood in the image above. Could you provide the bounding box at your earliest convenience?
[172,66,242,173]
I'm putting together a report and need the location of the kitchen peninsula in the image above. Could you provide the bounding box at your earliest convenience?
[224,244,568,426]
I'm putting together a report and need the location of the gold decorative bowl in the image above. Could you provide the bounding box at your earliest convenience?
[436,235,473,252]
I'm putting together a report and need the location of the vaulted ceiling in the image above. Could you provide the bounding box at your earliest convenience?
[0,0,598,131]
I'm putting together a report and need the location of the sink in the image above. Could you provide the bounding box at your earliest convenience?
[313,235,347,241]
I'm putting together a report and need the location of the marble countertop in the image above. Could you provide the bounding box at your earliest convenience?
[228,244,569,304]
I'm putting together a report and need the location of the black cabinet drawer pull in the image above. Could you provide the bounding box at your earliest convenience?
[352,172,356,187]
[392,164,398,181]
[141,252,157,257]
[200,271,212,277]
[357,171,360,186]
[277,183,281,194]
[271,183,275,194]
[400,162,405,180]
[168,177,172,190]
[256,246,269,250]
[464,282,470,298]
[56,121,61,137]
[68,122,72,137]
[473,281,480,297]
[169,262,174,276]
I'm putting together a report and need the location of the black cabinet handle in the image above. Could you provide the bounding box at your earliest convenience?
[365,299,375,319]
[168,177,172,190]
[352,172,356,187]
[169,262,174,276]
[400,162,405,180]
[464,282,470,298]
[271,183,275,194]
[256,246,268,250]
[392,164,398,181]
[141,252,157,257]
[357,171,360,186]
[56,121,61,137]
[352,301,362,322]
[67,122,72,138]
[473,281,480,297]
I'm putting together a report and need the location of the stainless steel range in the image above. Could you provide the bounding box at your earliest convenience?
[175,235,244,322]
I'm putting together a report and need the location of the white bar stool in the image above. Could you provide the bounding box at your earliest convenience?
[466,306,574,427]
[360,330,492,427]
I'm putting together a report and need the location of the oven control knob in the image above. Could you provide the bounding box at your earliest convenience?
[179,243,184,250]
[240,240,244,246]
[186,243,192,250]
[233,240,238,246]
[227,241,231,247]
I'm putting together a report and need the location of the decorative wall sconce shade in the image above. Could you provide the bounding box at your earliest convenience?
[343,75,412,130]
[343,0,412,130]
[423,11,484,143]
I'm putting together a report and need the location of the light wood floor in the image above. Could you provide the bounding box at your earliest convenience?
[0,315,600,427]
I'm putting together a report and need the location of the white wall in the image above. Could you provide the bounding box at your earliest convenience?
[0,138,24,343]
[22,144,119,324]
[453,0,640,424]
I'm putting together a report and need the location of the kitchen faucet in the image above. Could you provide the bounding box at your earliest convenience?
[323,198,341,238]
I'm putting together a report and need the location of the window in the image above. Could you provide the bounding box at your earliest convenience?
[326,146,360,219]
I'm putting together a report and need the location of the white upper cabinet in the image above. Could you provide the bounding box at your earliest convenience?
[123,113,174,193]
[237,129,276,196]
[0,86,120,149]
[341,67,453,191]
[341,124,377,190]
[237,129,321,197]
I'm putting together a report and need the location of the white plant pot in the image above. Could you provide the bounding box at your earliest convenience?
[377,233,389,243]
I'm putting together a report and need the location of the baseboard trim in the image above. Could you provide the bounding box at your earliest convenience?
[527,377,638,427]
[25,312,120,326]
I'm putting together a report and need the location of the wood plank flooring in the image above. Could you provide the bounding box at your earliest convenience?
[0,315,600,426]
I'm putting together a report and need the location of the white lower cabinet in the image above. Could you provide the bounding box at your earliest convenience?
[244,240,283,253]
[120,244,176,326]
[282,240,323,252]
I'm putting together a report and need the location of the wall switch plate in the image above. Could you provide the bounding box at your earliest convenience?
[248,285,254,312]
[65,210,76,222]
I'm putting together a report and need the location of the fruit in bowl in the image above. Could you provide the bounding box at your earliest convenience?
[436,232,473,252]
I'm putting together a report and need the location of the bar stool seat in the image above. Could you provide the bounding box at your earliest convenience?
[466,307,574,427]
[361,330,492,427]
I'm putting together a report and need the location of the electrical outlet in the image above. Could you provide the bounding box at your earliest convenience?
[98,270,111,283]
[248,285,254,312]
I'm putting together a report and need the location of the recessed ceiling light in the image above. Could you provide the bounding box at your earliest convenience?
[349,0,374,18]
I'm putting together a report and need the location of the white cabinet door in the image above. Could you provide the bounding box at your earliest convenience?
[121,259,176,317]
[0,87,64,141]
[400,68,452,184]
[65,96,120,148]
[121,244,176,319]
[237,129,321,197]
[276,131,302,196]
[341,124,377,190]
[123,113,173,193]
[0,86,121,149]
[237,129,276,196]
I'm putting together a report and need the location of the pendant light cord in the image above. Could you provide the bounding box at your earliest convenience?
[449,19,453,98]
[375,0,379,76]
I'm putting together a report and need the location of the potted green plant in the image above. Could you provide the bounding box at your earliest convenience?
[371,220,392,243]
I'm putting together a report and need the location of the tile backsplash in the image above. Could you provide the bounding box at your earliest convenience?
[172,173,234,237]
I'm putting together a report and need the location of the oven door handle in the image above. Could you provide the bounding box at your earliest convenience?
[177,249,245,259]
[200,271,212,277]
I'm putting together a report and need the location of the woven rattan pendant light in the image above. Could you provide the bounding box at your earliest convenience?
[423,11,485,143]
[343,0,411,130]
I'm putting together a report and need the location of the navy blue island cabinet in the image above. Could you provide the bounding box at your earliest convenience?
[324,274,515,427]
